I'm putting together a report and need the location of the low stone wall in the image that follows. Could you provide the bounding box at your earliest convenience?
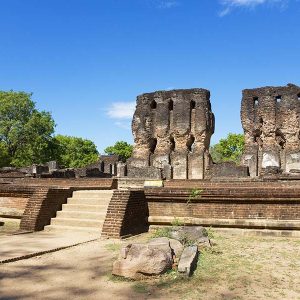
[102,190,149,238]
[145,185,300,229]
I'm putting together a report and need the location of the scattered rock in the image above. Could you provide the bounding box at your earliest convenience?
[170,226,208,245]
[178,245,198,277]
[197,236,212,250]
[112,243,173,279]
[169,238,184,258]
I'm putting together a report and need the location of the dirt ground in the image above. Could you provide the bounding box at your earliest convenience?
[0,218,20,236]
[0,231,300,300]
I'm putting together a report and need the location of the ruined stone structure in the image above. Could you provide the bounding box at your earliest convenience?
[241,84,300,177]
[127,89,215,179]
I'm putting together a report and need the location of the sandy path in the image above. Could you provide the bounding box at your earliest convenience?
[0,239,161,300]
[1,232,300,300]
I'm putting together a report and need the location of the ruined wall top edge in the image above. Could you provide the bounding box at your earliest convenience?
[242,83,300,97]
[137,88,210,100]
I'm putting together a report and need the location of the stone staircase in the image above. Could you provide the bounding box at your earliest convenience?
[45,190,114,234]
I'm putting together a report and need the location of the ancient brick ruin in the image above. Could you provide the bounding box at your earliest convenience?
[241,84,300,177]
[2,84,300,238]
[127,89,215,179]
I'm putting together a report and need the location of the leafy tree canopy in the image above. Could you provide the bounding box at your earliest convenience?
[104,141,133,162]
[0,91,55,167]
[210,133,245,163]
[54,135,99,168]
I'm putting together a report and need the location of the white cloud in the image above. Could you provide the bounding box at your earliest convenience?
[114,121,131,130]
[219,0,286,16]
[106,101,136,119]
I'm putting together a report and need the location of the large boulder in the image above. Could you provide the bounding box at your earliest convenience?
[112,243,173,279]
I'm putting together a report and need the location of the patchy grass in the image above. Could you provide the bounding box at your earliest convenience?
[0,218,20,236]
[104,243,122,252]
[122,231,300,300]
[151,227,172,239]
[132,282,149,294]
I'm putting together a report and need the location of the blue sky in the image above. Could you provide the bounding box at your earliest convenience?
[0,0,299,152]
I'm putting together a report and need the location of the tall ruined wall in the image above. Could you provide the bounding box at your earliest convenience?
[128,89,215,179]
[241,83,300,176]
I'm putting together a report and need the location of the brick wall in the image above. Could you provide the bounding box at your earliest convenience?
[10,178,118,189]
[145,187,300,222]
[20,188,72,231]
[102,190,148,238]
[0,178,117,232]
[0,186,34,218]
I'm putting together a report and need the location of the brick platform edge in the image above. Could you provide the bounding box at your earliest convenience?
[145,188,300,230]
[101,190,149,238]
[20,188,73,231]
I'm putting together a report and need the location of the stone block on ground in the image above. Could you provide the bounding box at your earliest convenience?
[112,243,173,279]
[170,226,208,245]
[169,238,184,258]
[178,245,198,277]
[197,236,211,250]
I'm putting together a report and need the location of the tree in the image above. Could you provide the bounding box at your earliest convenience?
[0,91,55,167]
[0,142,11,167]
[54,135,99,168]
[210,133,245,163]
[104,141,133,162]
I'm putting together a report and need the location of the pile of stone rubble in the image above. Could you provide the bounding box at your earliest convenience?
[112,226,211,279]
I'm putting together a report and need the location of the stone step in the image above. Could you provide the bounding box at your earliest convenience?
[56,211,107,220]
[62,203,108,212]
[70,195,113,201]
[67,198,110,205]
[72,190,114,198]
[51,217,103,228]
[44,224,101,234]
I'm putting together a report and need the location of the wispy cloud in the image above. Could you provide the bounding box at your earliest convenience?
[114,121,131,130]
[219,0,286,16]
[106,101,136,119]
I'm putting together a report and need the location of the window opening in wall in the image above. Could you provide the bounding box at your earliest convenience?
[186,135,195,152]
[170,136,175,151]
[190,100,196,109]
[149,138,157,154]
[297,93,300,101]
[276,96,282,103]
[168,100,173,111]
[150,100,157,109]
[253,97,259,107]
[109,164,112,174]
[100,161,104,172]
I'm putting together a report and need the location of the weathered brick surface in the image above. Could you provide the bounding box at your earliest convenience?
[0,178,117,231]
[20,188,72,231]
[12,178,117,189]
[0,186,33,218]
[145,183,300,221]
[102,190,148,238]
